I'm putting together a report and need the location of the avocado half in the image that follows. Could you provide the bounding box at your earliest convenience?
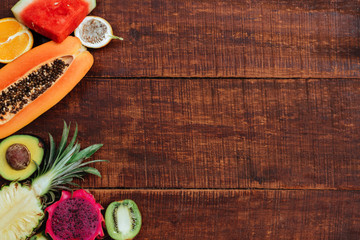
[0,135,44,181]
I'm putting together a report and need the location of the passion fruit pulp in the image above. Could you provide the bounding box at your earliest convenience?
[0,135,44,181]
[105,199,142,240]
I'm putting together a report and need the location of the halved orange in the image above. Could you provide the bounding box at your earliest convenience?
[0,18,33,64]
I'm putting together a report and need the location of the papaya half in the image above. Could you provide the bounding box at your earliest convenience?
[0,36,93,139]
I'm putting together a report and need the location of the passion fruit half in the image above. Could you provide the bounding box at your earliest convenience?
[74,16,123,48]
[105,199,142,240]
[0,135,44,181]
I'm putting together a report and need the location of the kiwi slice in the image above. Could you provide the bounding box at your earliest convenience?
[105,199,142,240]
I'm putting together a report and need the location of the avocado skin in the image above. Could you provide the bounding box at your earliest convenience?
[0,135,45,181]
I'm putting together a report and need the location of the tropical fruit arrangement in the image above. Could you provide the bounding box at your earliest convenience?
[0,0,141,239]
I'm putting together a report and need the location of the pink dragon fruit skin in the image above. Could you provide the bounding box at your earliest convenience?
[45,189,105,240]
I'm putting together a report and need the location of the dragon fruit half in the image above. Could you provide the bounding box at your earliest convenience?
[45,189,104,240]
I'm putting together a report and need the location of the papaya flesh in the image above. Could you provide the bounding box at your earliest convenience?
[0,36,93,139]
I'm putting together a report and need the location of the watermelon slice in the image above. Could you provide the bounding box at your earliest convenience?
[12,0,96,43]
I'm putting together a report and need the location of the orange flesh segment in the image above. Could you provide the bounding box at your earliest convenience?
[0,21,22,42]
[0,33,30,60]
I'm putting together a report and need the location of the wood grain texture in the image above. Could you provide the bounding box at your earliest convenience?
[1,2,360,239]
[90,189,360,240]
[1,0,360,78]
[5,78,358,190]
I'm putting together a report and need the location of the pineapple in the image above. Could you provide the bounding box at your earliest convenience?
[0,122,106,239]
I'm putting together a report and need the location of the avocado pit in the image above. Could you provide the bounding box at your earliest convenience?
[6,143,31,170]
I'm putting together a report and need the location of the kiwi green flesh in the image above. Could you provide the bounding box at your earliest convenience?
[0,135,44,181]
[105,200,142,240]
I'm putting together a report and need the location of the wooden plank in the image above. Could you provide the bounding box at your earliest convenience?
[90,189,360,239]
[1,0,359,78]
[5,78,358,189]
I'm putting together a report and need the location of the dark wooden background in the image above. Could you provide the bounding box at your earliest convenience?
[1,0,360,239]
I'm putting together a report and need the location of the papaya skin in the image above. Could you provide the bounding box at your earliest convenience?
[0,36,93,139]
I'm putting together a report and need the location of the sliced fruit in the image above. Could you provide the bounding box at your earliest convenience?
[0,17,33,63]
[45,189,104,240]
[0,134,44,181]
[0,182,44,240]
[75,16,123,48]
[105,199,142,240]
[12,0,96,42]
[0,36,93,139]
[30,232,49,240]
[0,122,105,240]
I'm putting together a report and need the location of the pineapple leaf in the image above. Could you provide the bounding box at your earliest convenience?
[33,159,40,176]
[67,181,82,188]
[67,144,82,162]
[56,121,70,160]
[79,159,109,166]
[69,144,103,164]
[52,144,81,173]
[82,167,102,177]
[44,191,57,206]
[59,123,78,160]
[53,186,73,192]
[31,122,106,198]
[43,133,56,175]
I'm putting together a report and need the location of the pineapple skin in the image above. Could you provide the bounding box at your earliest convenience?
[0,182,44,240]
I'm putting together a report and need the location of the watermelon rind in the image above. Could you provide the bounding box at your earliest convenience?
[11,0,96,24]
[11,0,34,24]
[88,0,96,12]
